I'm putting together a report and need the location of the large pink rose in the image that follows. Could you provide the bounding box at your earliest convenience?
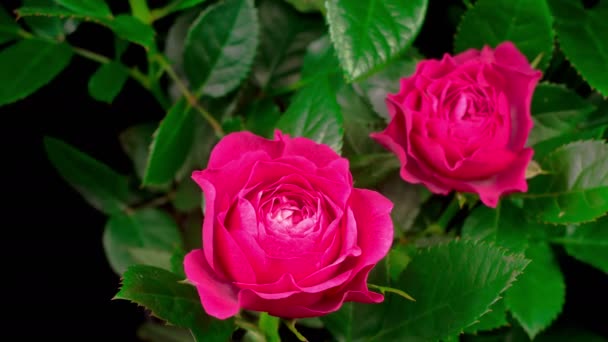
[371,42,542,207]
[184,131,393,319]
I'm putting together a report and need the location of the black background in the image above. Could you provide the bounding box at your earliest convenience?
[3,0,606,339]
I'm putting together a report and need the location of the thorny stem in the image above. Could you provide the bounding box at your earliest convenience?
[284,319,308,342]
[154,54,225,137]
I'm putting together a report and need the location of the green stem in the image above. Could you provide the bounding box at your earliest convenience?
[435,195,461,231]
[149,2,179,22]
[154,54,225,137]
[129,0,152,24]
[368,283,416,301]
[235,318,263,336]
[284,320,308,342]
[71,47,150,89]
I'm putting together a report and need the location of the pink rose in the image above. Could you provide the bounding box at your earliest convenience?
[371,42,542,207]
[184,131,393,319]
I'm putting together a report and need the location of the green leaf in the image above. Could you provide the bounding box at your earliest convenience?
[535,327,608,342]
[144,100,196,186]
[505,243,565,339]
[137,322,193,342]
[20,0,66,40]
[169,0,209,12]
[128,248,174,272]
[461,201,533,252]
[259,313,281,342]
[532,126,607,162]
[0,39,72,106]
[107,15,155,50]
[524,140,608,224]
[172,179,202,213]
[44,136,129,214]
[368,240,529,341]
[255,0,323,90]
[175,110,218,181]
[119,123,157,181]
[245,99,281,138]
[326,0,427,81]
[548,0,608,96]
[454,0,554,71]
[171,247,188,278]
[560,217,608,273]
[349,153,400,189]
[322,302,388,342]
[103,208,183,275]
[283,0,324,13]
[184,0,258,97]
[88,61,129,103]
[55,0,113,18]
[379,174,424,234]
[357,51,421,120]
[277,77,344,153]
[115,265,235,341]
[528,83,596,146]
[0,5,20,44]
[463,299,508,334]
[300,35,340,80]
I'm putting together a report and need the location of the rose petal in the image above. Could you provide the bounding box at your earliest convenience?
[281,135,343,168]
[184,249,240,320]
[493,41,537,74]
[207,131,284,169]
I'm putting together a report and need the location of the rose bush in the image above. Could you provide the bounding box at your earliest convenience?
[184,131,394,319]
[371,42,542,207]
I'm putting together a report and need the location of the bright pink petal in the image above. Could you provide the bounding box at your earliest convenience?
[207,131,284,169]
[184,249,240,320]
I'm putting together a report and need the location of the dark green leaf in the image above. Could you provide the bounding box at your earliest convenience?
[128,248,174,272]
[528,83,596,146]
[0,39,72,106]
[245,99,281,138]
[322,301,388,342]
[300,35,340,80]
[532,126,607,161]
[455,0,554,71]
[524,140,608,224]
[144,100,196,186]
[169,0,209,12]
[107,15,155,50]
[115,265,235,342]
[255,0,324,90]
[326,0,428,81]
[560,216,608,273]
[172,179,202,213]
[283,0,324,13]
[464,299,508,334]
[277,77,343,153]
[535,327,608,342]
[357,51,420,120]
[55,0,113,18]
[119,123,157,181]
[461,201,533,252]
[44,136,129,214]
[369,240,529,341]
[0,5,20,44]
[88,61,129,103]
[379,174,424,234]
[20,0,66,40]
[175,111,218,181]
[259,313,281,342]
[137,322,193,342]
[171,247,187,278]
[103,208,183,275]
[548,0,608,96]
[505,243,565,339]
[349,153,400,189]
[184,0,258,97]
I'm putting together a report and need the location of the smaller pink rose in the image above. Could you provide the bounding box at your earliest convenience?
[371,42,542,207]
[184,131,394,319]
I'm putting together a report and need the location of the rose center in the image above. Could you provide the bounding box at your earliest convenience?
[264,195,316,235]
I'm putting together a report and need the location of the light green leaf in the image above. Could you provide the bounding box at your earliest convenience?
[144,100,196,186]
[454,0,554,71]
[184,0,258,97]
[88,61,129,103]
[357,50,421,120]
[277,77,343,154]
[103,208,183,275]
[283,0,324,13]
[137,322,193,342]
[548,0,608,96]
[259,313,281,342]
[255,0,324,90]
[528,83,596,146]
[505,243,565,339]
[44,136,129,214]
[326,0,428,81]
[524,140,608,224]
[461,201,533,252]
[560,217,608,273]
[115,265,235,342]
[368,240,529,341]
[532,126,607,161]
[0,5,20,44]
[0,39,72,106]
[128,248,174,272]
[107,15,155,50]
[464,299,508,334]
[55,0,113,18]
[300,35,340,80]
[119,123,157,181]
[169,0,208,12]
